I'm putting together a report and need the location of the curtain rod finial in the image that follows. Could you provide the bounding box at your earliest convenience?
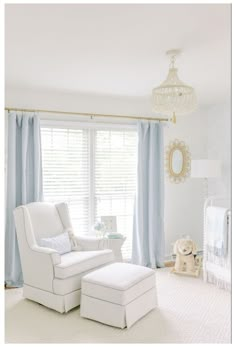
[171,113,177,124]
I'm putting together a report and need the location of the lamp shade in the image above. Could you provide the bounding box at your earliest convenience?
[191,160,221,178]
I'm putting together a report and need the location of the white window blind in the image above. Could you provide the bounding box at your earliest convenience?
[94,130,137,259]
[41,124,137,259]
[41,127,89,234]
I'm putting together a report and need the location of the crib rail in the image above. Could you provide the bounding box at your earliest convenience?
[203,195,231,290]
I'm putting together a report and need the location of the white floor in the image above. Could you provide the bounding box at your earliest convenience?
[5,268,231,343]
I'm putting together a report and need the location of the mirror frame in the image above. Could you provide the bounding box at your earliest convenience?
[165,139,191,183]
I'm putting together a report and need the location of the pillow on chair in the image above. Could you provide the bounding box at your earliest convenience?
[40,231,72,255]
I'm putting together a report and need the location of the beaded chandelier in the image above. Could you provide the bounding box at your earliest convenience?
[152,50,197,123]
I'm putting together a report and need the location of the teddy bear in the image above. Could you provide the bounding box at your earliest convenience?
[172,238,199,276]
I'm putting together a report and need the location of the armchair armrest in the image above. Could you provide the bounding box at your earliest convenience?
[73,235,109,251]
[13,205,61,292]
[31,245,61,265]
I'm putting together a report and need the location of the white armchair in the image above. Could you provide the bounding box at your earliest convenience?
[13,202,114,313]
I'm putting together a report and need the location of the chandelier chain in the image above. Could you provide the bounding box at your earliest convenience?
[170,54,176,69]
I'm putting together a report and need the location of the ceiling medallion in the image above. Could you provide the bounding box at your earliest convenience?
[152,49,197,123]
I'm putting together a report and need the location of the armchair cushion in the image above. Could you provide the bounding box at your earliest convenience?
[54,250,114,279]
[39,231,72,255]
[25,203,64,242]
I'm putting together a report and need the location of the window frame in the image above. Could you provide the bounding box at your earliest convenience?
[40,119,137,240]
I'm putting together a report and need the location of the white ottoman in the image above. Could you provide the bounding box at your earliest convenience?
[80,262,157,328]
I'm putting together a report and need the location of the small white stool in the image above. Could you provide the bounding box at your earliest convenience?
[80,262,157,328]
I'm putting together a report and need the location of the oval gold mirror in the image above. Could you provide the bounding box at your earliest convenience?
[166,139,191,183]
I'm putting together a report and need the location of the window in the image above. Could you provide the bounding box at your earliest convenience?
[41,127,89,233]
[41,123,137,259]
[94,130,137,259]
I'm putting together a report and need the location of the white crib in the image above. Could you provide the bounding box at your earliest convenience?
[203,196,231,291]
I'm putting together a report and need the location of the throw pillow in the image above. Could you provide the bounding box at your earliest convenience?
[40,231,72,255]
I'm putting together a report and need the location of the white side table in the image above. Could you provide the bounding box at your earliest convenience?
[105,237,126,262]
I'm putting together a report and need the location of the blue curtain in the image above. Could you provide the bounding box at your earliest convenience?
[132,121,165,268]
[5,112,43,287]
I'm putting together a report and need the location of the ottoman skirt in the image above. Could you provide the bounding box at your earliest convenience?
[80,262,157,328]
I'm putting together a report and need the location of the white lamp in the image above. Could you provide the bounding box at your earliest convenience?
[191,159,221,197]
[191,160,221,178]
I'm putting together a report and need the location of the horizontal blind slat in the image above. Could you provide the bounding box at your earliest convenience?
[41,127,89,233]
[95,129,137,259]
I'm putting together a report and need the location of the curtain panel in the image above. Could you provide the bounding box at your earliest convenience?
[132,121,165,268]
[5,112,43,287]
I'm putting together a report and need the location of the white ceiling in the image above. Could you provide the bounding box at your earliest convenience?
[5,4,231,104]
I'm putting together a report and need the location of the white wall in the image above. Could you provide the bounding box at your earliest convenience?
[164,110,208,256]
[6,86,229,257]
[5,86,152,117]
[206,102,231,201]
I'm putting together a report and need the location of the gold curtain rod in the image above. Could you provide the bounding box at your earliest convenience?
[5,107,175,123]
